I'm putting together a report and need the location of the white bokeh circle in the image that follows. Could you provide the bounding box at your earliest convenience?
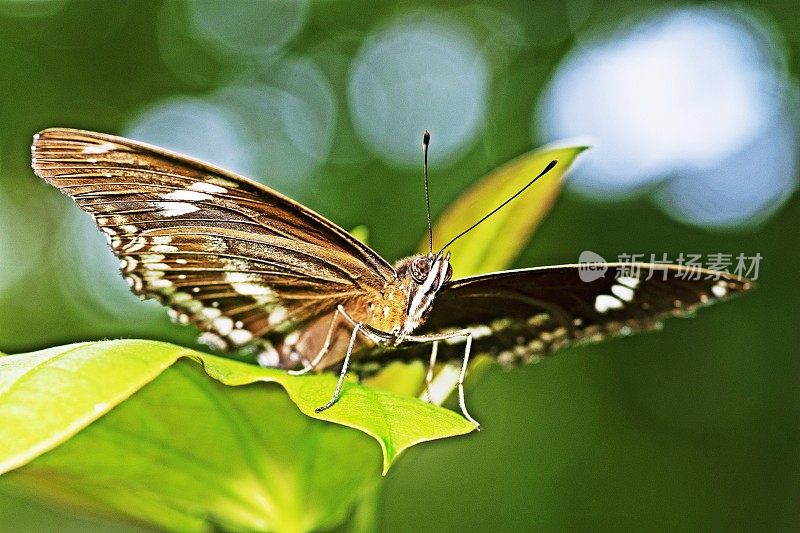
[535,7,797,229]
[348,14,489,166]
[57,208,164,321]
[186,0,309,56]
[125,97,256,177]
[212,60,337,194]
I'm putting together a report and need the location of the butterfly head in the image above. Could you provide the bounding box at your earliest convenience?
[395,252,453,338]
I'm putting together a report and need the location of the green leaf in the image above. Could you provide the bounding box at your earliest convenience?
[363,360,426,397]
[421,143,589,278]
[0,340,474,530]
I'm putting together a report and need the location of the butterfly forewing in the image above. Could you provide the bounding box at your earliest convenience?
[31,128,394,365]
[362,263,752,366]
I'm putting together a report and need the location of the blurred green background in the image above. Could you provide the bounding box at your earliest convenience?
[0,0,798,531]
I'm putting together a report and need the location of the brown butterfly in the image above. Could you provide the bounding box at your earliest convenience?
[31,128,753,427]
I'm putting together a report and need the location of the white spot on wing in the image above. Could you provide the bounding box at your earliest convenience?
[213,316,234,335]
[595,294,624,313]
[284,331,300,346]
[82,142,115,154]
[152,201,200,217]
[257,345,280,367]
[202,307,222,319]
[617,276,640,289]
[198,332,227,351]
[140,254,165,263]
[268,308,287,325]
[228,328,253,346]
[160,190,213,201]
[190,181,228,194]
[123,236,145,253]
[226,271,258,283]
[149,279,173,289]
[611,284,635,302]
[172,292,192,304]
[232,282,273,297]
[711,283,728,297]
[151,244,178,253]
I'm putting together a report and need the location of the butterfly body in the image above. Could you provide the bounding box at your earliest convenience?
[31,128,753,423]
[258,253,453,371]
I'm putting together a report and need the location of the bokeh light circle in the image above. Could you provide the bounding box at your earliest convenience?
[212,59,337,195]
[348,14,489,166]
[126,59,335,196]
[186,0,309,56]
[0,193,46,294]
[653,113,798,228]
[125,97,256,177]
[59,209,163,321]
[535,7,797,229]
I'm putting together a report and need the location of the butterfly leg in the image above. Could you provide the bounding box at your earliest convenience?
[315,321,361,413]
[424,341,439,402]
[288,308,341,376]
[454,332,480,429]
[407,329,480,429]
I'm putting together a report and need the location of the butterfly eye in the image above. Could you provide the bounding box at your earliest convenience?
[409,257,431,284]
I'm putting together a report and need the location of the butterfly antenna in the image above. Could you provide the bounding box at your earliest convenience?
[438,159,559,254]
[423,130,433,255]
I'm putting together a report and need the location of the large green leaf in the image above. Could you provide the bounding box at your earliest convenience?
[0,340,474,530]
[421,144,588,278]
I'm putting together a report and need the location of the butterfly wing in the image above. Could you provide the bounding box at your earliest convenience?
[371,263,752,365]
[31,128,395,365]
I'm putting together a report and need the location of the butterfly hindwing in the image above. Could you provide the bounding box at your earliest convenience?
[31,128,394,363]
[365,263,752,365]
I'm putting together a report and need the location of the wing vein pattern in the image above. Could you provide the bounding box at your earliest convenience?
[32,128,395,366]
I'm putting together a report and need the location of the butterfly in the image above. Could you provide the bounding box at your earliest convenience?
[31,128,753,427]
